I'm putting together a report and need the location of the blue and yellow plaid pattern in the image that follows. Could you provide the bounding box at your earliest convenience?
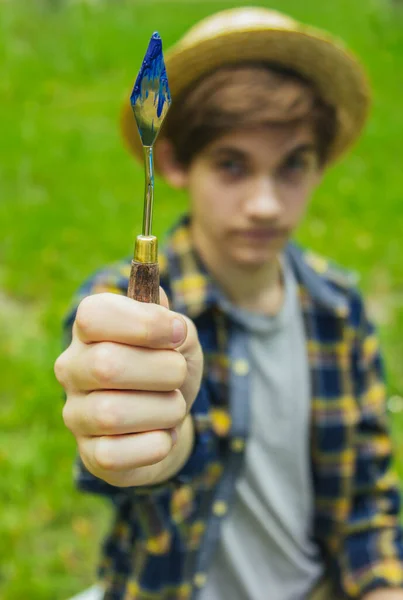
[64,215,403,599]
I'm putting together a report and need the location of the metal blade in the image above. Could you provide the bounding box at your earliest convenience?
[130,32,171,147]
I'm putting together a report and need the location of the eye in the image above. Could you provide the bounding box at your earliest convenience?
[280,153,316,180]
[286,154,308,171]
[216,159,248,179]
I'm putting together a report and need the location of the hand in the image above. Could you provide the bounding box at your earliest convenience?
[363,589,403,600]
[54,290,203,487]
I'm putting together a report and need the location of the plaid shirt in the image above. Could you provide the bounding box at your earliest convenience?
[65,215,403,600]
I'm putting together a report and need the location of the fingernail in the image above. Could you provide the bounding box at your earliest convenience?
[172,318,186,345]
[170,428,178,446]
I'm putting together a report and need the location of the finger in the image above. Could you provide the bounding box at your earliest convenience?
[66,341,187,392]
[74,293,187,348]
[63,389,187,436]
[79,429,175,476]
[177,316,204,406]
[159,286,169,309]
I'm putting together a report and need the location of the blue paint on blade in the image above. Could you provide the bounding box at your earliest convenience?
[130,32,171,118]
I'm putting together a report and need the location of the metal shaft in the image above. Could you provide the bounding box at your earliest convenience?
[142,146,154,236]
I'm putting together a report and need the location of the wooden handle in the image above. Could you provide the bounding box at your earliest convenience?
[127,260,160,304]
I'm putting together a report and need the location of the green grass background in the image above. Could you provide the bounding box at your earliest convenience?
[1,0,403,597]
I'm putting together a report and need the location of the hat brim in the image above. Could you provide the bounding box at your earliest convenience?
[121,25,371,170]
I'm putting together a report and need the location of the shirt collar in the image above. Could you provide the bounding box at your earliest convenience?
[285,244,349,317]
[163,215,348,320]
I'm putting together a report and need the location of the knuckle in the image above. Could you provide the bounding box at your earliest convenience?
[91,343,120,386]
[184,315,197,337]
[54,352,70,387]
[75,295,97,336]
[101,472,127,487]
[138,310,154,345]
[184,315,199,345]
[93,394,120,433]
[166,352,187,389]
[140,306,169,347]
[77,440,96,475]
[93,438,119,472]
[170,391,187,424]
[149,432,171,464]
[62,400,75,431]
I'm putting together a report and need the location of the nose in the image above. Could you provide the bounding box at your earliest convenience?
[244,176,282,221]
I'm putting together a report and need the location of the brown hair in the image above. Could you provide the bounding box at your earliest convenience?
[161,63,337,166]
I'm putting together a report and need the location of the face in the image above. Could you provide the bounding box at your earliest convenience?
[159,122,322,270]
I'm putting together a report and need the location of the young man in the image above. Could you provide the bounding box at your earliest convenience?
[55,7,403,600]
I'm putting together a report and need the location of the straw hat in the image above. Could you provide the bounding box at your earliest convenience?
[121,7,371,167]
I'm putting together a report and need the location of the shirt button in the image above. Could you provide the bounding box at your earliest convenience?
[232,359,249,376]
[193,572,207,588]
[231,437,245,452]
[213,500,228,517]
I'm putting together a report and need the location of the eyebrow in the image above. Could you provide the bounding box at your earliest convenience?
[208,147,249,160]
[285,143,317,156]
[209,142,317,162]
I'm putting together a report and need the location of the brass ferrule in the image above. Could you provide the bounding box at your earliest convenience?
[134,235,158,263]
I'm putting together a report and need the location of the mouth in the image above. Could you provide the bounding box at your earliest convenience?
[234,228,287,242]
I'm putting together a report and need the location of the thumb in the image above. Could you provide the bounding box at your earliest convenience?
[158,287,203,408]
[159,286,170,310]
[177,315,203,409]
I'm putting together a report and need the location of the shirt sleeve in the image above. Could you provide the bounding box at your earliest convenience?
[337,291,403,598]
[62,267,219,500]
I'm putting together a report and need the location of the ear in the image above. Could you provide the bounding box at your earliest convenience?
[155,138,189,189]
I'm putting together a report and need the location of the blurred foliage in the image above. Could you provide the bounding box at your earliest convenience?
[0,0,403,597]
